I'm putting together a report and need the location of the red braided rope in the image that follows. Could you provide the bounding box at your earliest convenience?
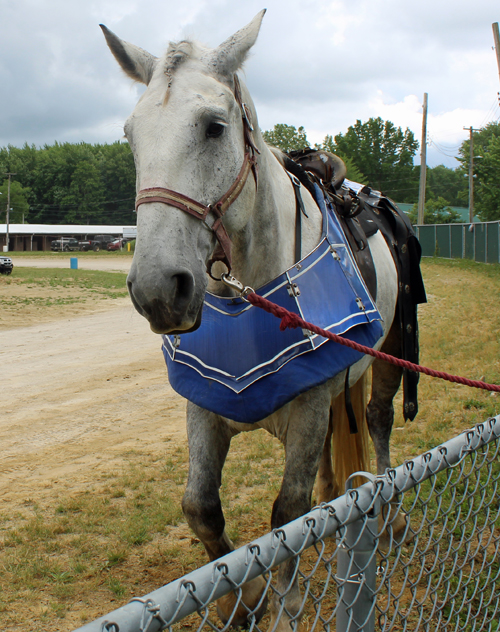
[246,292,500,393]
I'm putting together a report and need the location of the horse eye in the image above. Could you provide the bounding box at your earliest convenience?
[206,122,225,139]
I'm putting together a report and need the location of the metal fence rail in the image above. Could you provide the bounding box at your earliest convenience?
[75,415,500,632]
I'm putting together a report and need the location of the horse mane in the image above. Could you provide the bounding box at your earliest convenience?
[164,39,223,92]
[164,41,196,77]
[162,37,250,87]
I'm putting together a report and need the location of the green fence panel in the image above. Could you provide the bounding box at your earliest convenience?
[474,224,486,263]
[417,225,436,257]
[450,225,463,259]
[486,223,499,264]
[436,225,451,259]
[401,221,500,263]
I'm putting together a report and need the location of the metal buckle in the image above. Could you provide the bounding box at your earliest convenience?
[220,273,254,300]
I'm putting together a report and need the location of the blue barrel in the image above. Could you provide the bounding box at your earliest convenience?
[70,257,78,270]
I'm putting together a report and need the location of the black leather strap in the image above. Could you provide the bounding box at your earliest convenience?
[344,367,359,434]
[289,175,309,264]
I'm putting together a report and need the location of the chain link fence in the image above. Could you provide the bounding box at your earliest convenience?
[75,415,500,632]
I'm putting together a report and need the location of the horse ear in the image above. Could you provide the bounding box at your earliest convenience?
[208,9,266,77]
[100,25,158,85]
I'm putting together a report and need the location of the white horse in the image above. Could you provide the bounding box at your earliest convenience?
[101,10,413,630]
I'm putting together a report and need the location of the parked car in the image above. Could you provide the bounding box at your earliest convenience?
[51,238,80,252]
[0,255,13,275]
[79,234,116,251]
[107,238,127,251]
[78,239,93,251]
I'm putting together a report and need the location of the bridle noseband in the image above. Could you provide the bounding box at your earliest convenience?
[135,75,259,280]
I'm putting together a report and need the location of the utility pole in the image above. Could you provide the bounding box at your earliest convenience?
[463,128,480,224]
[4,172,16,252]
[493,23,500,86]
[417,93,428,225]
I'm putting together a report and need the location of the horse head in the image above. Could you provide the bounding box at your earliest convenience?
[101,11,266,334]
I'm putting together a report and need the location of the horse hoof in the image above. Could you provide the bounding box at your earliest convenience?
[378,508,413,551]
[268,611,305,632]
[216,576,268,627]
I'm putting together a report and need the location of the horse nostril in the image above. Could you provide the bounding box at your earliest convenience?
[173,271,195,302]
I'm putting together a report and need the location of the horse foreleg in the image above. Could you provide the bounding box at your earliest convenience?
[269,386,331,632]
[182,402,233,559]
[182,402,267,627]
[366,323,402,475]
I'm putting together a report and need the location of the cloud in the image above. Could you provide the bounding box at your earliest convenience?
[0,0,499,168]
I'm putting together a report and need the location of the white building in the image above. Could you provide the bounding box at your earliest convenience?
[0,224,137,252]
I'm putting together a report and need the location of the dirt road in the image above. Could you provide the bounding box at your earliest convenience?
[0,266,186,512]
[11,255,132,273]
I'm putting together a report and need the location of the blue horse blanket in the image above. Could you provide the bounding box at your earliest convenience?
[162,185,384,423]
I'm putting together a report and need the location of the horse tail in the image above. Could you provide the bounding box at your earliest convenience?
[330,371,371,496]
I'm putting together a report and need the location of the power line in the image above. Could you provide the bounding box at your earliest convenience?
[479,97,500,128]
[429,137,462,152]
[428,140,461,159]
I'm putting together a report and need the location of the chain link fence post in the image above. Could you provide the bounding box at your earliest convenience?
[336,473,380,632]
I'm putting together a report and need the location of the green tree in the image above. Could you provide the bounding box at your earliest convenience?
[61,156,106,224]
[97,141,136,223]
[262,124,310,152]
[330,117,419,202]
[407,197,461,224]
[318,134,366,183]
[458,122,500,221]
[425,164,467,207]
[0,141,136,225]
[0,179,30,223]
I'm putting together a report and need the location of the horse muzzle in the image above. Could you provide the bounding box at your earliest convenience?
[127,265,204,334]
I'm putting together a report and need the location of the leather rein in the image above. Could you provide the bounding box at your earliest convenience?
[135,75,259,280]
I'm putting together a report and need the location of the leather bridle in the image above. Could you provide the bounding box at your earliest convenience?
[135,75,259,279]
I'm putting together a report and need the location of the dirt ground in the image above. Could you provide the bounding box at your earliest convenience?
[0,258,187,515]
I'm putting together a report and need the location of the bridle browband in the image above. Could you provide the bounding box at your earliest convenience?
[135,75,259,280]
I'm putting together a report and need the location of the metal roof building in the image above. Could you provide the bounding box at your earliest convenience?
[0,224,137,252]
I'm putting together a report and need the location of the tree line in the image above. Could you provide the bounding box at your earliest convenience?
[0,141,136,225]
[263,119,500,223]
[1,119,500,225]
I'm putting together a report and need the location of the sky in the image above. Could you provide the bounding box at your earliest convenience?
[1,0,499,169]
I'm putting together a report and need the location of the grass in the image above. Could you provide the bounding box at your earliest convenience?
[0,433,285,628]
[0,452,189,626]
[2,266,128,292]
[388,257,500,464]
[1,256,500,629]
[378,436,500,630]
